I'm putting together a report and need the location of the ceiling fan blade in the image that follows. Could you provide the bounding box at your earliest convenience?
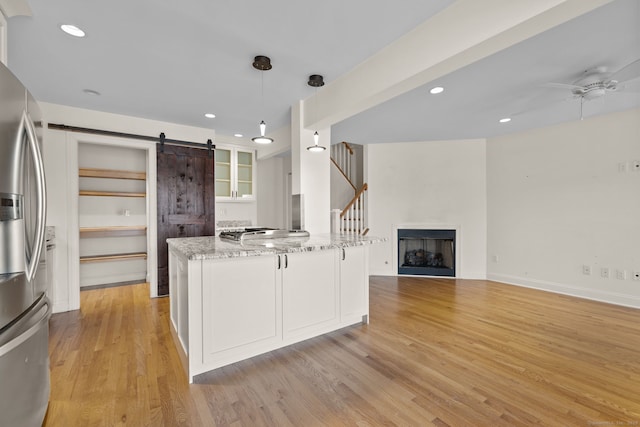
[542,82,584,90]
[610,58,640,84]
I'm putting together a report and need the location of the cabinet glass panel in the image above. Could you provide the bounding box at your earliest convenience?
[236,151,253,197]
[215,149,231,164]
[216,180,231,197]
[237,165,252,182]
[237,182,252,198]
[215,149,232,197]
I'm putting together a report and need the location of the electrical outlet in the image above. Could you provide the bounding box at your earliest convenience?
[582,265,592,276]
[492,255,499,263]
[616,269,627,280]
[601,267,609,279]
[633,271,640,281]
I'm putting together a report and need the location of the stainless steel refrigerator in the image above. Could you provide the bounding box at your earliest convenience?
[0,61,51,426]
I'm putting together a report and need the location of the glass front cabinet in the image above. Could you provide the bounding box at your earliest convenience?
[215,146,255,201]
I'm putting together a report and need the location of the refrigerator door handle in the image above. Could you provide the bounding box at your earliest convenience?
[0,295,50,358]
[21,110,47,283]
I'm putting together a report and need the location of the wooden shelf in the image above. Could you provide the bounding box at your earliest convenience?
[79,168,146,180]
[79,190,146,198]
[80,252,147,263]
[80,226,147,238]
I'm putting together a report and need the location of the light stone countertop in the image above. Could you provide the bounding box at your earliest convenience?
[167,233,386,261]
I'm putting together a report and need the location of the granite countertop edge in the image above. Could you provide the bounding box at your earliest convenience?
[167,234,387,261]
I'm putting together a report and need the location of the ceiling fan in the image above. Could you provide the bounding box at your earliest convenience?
[543,58,640,117]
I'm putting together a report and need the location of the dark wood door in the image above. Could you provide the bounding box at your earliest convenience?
[157,144,215,295]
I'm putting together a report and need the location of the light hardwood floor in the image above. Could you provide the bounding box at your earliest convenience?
[44,277,640,426]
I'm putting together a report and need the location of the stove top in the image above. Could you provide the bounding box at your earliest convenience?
[219,228,310,241]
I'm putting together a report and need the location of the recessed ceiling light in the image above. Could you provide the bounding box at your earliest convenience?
[430,86,444,94]
[60,24,85,37]
[234,134,243,138]
[83,89,100,96]
[204,113,216,119]
[499,117,511,123]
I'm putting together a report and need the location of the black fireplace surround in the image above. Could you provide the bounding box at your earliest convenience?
[398,229,456,277]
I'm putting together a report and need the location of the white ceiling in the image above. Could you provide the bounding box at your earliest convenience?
[5,0,640,146]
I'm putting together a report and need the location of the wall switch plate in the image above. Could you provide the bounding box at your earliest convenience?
[616,269,627,280]
[492,255,499,263]
[633,271,640,281]
[601,267,609,279]
[582,265,592,275]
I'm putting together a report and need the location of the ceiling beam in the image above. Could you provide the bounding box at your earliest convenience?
[303,0,615,130]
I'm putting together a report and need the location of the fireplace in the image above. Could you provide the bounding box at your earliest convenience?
[398,229,456,277]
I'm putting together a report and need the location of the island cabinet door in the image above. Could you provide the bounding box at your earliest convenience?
[201,255,281,365]
[339,246,369,324]
[282,250,339,341]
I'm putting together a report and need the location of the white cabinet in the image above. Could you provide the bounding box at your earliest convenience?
[215,146,255,201]
[168,245,370,383]
[201,255,281,364]
[281,251,338,340]
[339,246,369,324]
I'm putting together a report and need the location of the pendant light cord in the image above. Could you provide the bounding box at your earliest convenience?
[261,71,265,120]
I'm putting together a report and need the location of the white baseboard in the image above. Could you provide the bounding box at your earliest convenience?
[487,273,640,309]
[52,299,70,314]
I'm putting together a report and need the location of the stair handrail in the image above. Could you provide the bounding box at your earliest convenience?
[341,141,354,155]
[340,183,368,235]
[330,158,357,191]
[331,141,356,188]
[341,183,367,217]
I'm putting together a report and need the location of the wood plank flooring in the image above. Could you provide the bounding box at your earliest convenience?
[44,277,640,426]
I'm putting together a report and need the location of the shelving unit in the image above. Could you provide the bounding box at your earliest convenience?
[80,252,147,263]
[79,168,146,198]
[80,225,147,238]
[79,168,146,180]
[78,156,148,287]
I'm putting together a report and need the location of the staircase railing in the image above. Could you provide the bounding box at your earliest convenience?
[340,183,369,235]
[331,141,356,187]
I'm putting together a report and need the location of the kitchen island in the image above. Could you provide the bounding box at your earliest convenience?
[166,233,385,383]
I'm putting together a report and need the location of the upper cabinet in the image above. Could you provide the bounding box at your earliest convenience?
[215,146,255,202]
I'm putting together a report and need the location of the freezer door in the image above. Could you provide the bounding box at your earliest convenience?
[0,294,51,427]
[0,273,33,332]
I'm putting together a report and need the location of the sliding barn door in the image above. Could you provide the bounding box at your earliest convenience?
[157,144,215,296]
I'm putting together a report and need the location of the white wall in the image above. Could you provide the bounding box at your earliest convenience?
[0,10,7,65]
[366,139,487,278]
[291,101,331,234]
[257,155,286,229]
[487,108,640,308]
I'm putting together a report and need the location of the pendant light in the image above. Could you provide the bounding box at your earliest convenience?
[251,55,274,144]
[306,74,326,152]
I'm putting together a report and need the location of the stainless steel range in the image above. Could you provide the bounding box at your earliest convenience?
[219,227,310,241]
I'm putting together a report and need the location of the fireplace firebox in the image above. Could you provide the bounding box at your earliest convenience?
[398,229,455,277]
